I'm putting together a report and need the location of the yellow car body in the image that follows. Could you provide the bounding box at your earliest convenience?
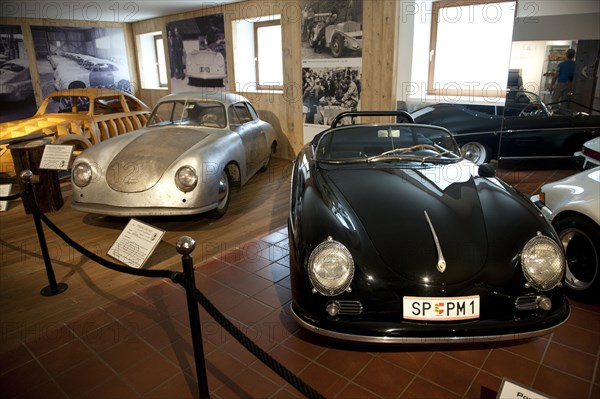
[0,88,151,175]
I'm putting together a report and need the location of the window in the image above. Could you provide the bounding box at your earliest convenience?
[232,15,284,92]
[137,31,168,89]
[254,20,284,90]
[428,0,516,98]
[228,103,255,126]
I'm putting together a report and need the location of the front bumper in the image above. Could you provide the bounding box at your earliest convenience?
[71,200,216,216]
[290,291,570,344]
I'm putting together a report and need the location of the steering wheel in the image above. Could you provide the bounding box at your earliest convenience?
[397,144,441,154]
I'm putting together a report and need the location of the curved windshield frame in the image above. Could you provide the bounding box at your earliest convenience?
[316,124,462,164]
[147,100,227,128]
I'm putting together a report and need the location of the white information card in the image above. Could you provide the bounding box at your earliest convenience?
[0,184,12,212]
[108,219,165,269]
[497,378,553,399]
[39,144,74,170]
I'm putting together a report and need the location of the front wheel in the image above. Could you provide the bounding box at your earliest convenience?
[206,169,231,219]
[554,215,600,301]
[460,142,489,165]
[330,35,344,58]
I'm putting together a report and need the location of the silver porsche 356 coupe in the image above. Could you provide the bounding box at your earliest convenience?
[71,91,277,218]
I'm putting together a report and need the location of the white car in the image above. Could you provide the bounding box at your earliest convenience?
[574,137,600,170]
[531,167,600,300]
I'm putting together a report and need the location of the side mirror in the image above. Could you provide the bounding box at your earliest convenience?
[478,163,496,177]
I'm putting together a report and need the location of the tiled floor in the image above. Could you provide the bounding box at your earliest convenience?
[1,165,599,399]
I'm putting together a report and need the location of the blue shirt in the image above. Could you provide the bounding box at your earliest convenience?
[556,60,575,82]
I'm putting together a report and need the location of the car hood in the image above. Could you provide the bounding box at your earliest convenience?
[106,127,210,193]
[323,161,489,285]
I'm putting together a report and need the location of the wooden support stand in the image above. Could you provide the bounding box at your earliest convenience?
[8,139,64,213]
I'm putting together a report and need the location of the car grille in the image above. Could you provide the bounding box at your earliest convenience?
[514,295,539,310]
[336,300,363,315]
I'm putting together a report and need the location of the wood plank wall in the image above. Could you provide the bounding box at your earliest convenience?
[1,0,399,158]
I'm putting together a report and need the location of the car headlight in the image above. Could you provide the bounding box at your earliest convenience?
[521,233,565,290]
[175,166,198,192]
[308,237,354,296]
[72,163,92,187]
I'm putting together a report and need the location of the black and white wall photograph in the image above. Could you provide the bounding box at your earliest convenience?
[166,13,227,93]
[0,25,37,122]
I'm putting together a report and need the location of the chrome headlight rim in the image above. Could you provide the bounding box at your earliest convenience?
[72,162,92,188]
[307,237,354,297]
[175,165,198,192]
[520,233,565,291]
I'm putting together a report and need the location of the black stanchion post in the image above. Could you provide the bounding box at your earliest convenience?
[20,170,68,296]
[177,236,210,399]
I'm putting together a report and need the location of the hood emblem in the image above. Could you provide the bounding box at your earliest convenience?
[424,211,447,273]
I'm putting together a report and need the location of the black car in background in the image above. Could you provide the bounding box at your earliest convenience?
[412,91,600,165]
[288,111,570,343]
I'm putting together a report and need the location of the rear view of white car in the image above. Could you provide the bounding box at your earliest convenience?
[532,167,600,301]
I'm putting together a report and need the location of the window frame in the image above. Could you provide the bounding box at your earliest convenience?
[253,19,284,91]
[428,0,516,97]
[153,34,168,88]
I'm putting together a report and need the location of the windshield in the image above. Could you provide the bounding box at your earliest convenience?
[147,100,227,128]
[316,124,461,164]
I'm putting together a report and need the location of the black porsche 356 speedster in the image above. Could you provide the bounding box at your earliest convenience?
[288,111,570,343]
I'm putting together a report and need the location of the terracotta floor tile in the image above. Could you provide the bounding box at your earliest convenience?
[99,338,156,373]
[261,231,288,245]
[215,368,282,398]
[206,285,249,312]
[37,338,95,376]
[495,337,549,363]
[315,347,374,380]
[80,319,138,353]
[353,357,414,398]
[0,343,34,375]
[65,306,115,338]
[334,382,381,399]
[377,349,434,374]
[144,372,199,399]
[196,258,232,276]
[533,365,592,399]
[79,376,138,399]
[542,342,596,381]
[205,348,248,389]
[17,379,68,399]
[0,359,51,399]
[440,343,493,368]
[271,385,305,399]
[22,323,76,358]
[101,294,150,319]
[253,283,292,309]
[268,344,312,374]
[121,351,181,394]
[463,371,502,399]
[137,318,190,351]
[282,330,328,360]
[211,266,272,296]
[225,297,275,326]
[400,376,461,399]
[418,352,478,395]
[259,244,289,263]
[298,362,350,398]
[482,349,538,386]
[53,356,116,399]
[552,322,600,354]
[566,304,600,332]
[255,262,290,283]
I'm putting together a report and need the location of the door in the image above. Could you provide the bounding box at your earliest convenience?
[228,102,267,177]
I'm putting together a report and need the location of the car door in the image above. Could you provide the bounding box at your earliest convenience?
[228,101,268,177]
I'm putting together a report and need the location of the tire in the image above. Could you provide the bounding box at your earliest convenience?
[554,215,600,301]
[206,168,231,219]
[330,35,344,58]
[460,142,489,165]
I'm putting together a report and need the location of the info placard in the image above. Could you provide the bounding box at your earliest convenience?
[39,144,74,170]
[107,219,165,269]
[0,184,12,211]
[497,378,553,399]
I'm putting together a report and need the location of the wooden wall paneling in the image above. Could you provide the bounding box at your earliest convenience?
[361,1,399,122]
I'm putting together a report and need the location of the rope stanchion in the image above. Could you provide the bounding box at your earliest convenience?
[21,170,68,296]
[13,169,324,398]
[176,237,210,399]
[171,266,326,399]
[0,192,23,201]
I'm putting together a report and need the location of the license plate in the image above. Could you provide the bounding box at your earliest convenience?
[403,295,480,321]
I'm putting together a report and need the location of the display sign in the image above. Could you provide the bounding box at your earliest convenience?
[497,378,553,399]
[39,144,74,170]
[0,184,12,211]
[108,219,165,269]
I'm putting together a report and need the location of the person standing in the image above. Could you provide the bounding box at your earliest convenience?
[551,48,576,108]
